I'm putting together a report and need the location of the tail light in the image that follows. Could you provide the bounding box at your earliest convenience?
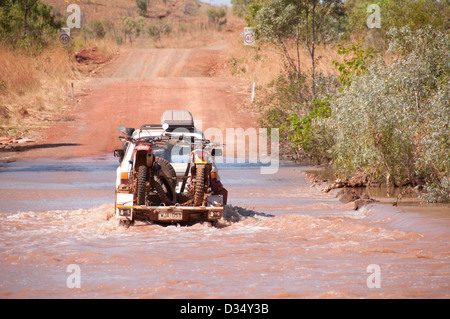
[120,172,129,185]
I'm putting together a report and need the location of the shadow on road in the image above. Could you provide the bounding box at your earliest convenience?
[0,143,82,153]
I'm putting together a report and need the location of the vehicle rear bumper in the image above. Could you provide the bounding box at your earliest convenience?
[116,205,223,223]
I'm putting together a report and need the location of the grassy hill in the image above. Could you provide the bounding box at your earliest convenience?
[0,0,239,141]
[44,0,222,25]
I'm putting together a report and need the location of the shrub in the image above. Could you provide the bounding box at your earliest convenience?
[147,21,172,42]
[207,8,227,30]
[329,26,449,194]
[135,0,147,17]
[285,96,334,164]
[0,0,63,52]
[85,20,106,39]
[255,72,309,131]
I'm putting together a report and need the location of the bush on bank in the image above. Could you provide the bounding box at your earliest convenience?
[235,0,449,202]
[289,27,449,202]
[252,25,448,202]
[329,27,448,194]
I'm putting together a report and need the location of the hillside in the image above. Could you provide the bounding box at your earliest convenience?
[0,0,241,147]
[44,0,220,24]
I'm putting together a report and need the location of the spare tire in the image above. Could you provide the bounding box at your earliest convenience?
[151,175,177,205]
[155,156,177,188]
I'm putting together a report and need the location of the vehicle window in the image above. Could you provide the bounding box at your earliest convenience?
[170,145,190,163]
[153,146,170,161]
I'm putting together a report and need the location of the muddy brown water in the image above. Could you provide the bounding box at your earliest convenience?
[0,156,449,298]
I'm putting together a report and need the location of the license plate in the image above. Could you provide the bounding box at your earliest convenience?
[158,211,183,220]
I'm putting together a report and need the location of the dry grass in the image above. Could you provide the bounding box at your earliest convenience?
[0,45,80,137]
[0,0,230,138]
[224,36,342,88]
[0,47,41,96]
[217,23,346,124]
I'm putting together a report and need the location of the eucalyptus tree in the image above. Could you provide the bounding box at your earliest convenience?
[248,0,345,96]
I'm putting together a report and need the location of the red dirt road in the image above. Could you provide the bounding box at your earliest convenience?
[15,45,257,159]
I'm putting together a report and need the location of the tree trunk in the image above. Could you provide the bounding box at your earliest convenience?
[23,0,38,37]
[311,0,317,97]
[23,6,28,36]
[295,0,301,78]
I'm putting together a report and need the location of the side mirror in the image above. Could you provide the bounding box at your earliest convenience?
[119,126,135,137]
[114,149,124,159]
[211,149,222,157]
[162,123,169,131]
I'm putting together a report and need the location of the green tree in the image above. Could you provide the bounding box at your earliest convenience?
[134,16,146,38]
[231,0,252,18]
[20,0,38,37]
[247,0,303,76]
[147,20,172,42]
[85,20,106,39]
[207,8,227,29]
[135,0,147,17]
[302,0,345,96]
[344,0,449,35]
[329,26,449,193]
[255,72,309,130]
[332,42,374,88]
[248,0,345,96]
[284,96,333,163]
[0,0,62,51]
[119,16,137,43]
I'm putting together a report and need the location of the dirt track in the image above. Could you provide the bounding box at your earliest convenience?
[13,44,257,159]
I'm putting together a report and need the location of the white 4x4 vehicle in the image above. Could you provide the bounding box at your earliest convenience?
[114,110,225,225]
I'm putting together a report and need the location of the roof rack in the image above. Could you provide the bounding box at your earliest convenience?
[139,124,163,131]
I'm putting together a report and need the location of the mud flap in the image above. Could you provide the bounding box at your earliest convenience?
[116,192,134,219]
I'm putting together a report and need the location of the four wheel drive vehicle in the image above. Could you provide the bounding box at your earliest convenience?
[114,110,225,225]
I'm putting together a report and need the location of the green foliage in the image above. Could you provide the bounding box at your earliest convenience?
[332,42,375,88]
[207,8,227,29]
[424,177,450,204]
[147,20,172,42]
[248,0,346,93]
[135,0,148,17]
[329,26,449,194]
[231,0,252,18]
[134,16,146,38]
[119,16,135,43]
[284,97,334,164]
[0,0,63,52]
[247,0,449,202]
[380,0,448,32]
[247,0,302,75]
[344,0,449,35]
[255,72,309,131]
[85,20,106,39]
[248,0,299,41]
[119,16,149,43]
